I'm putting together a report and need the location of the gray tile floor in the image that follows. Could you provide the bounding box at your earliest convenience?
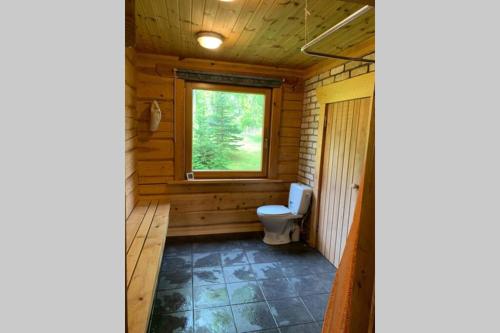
[149,234,336,333]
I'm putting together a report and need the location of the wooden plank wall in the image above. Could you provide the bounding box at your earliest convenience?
[134,52,304,236]
[125,48,139,218]
[279,84,303,181]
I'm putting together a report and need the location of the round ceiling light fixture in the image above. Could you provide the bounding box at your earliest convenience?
[196,32,224,50]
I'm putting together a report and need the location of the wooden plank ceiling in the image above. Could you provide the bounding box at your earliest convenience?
[135,0,374,69]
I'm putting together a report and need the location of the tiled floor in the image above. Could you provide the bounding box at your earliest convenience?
[149,234,336,333]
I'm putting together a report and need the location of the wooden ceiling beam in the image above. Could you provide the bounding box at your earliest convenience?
[135,52,305,83]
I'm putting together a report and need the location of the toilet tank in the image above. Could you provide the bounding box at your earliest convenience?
[288,183,313,215]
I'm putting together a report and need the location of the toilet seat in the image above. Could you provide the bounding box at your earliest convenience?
[257,205,290,215]
[257,205,301,219]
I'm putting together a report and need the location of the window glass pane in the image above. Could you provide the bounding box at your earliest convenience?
[192,89,265,171]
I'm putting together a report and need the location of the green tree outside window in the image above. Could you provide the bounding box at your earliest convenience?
[192,89,265,171]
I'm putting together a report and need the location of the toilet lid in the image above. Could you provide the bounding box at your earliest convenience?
[257,205,291,216]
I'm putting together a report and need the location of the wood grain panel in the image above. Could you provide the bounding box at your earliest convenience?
[126,200,170,333]
[318,102,338,256]
[138,176,175,185]
[125,0,135,47]
[137,139,174,160]
[331,100,355,263]
[328,101,348,261]
[268,87,283,179]
[126,150,137,179]
[283,100,303,111]
[136,81,174,100]
[170,209,258,227]
[126,172,139,196]
[137,120,174,134]
[322,94,374,333]
[168,222,263,237]
[126,199,158,286]
[278,161,299,175]
[174,78,185,180]
[126,48,138,218]
[139,182,290,196]
[280,114,302,128]
[135,0,374,69]
[168,192,289,213]
[138,123,174,141]
[125,200,151,252]
[137,161,174,177]
[280,136,301,147]
[336,99,361,264]
[317,97,371,266]
[280,127,302,138]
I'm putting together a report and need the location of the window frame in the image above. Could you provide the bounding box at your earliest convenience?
[185,82,273,179]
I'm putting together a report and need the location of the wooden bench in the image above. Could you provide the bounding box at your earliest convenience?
[126,199,170,333]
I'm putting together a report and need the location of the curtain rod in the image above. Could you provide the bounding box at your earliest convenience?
[174,68,284,88]
[301,5,375,63]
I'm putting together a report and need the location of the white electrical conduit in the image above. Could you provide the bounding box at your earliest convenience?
[301,5,375,63]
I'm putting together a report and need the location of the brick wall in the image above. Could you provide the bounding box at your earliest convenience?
[297,53,375,187]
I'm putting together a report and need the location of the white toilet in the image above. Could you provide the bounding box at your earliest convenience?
[257,183,313,245]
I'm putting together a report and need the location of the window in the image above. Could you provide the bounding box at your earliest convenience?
[186,82,272,178]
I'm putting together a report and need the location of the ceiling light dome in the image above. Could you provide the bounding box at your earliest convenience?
[196,32,224,50]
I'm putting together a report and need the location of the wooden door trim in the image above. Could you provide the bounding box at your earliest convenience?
[268,87,283,179]
[316,71,375,104]
[174,78,186,180]
[308,72,374,247]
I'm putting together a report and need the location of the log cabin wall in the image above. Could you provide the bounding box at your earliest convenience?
[125,48,139,218]
[134,52,304,236]
[296,53,375,251]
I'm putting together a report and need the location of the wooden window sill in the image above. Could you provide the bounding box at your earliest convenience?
[165,179,287,185]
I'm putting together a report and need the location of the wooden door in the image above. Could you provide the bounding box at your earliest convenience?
[322,96,375,333]
[308,72,374,266]
[317,97,371,265]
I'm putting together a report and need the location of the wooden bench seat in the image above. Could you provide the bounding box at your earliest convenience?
[126,199,170,333]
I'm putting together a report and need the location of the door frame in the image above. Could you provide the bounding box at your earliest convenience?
[308,72,375,247]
